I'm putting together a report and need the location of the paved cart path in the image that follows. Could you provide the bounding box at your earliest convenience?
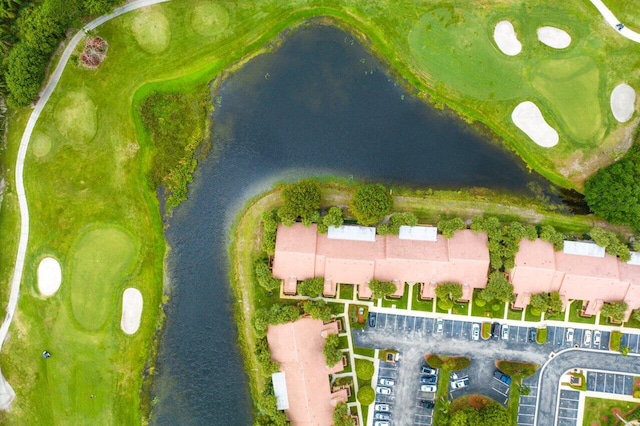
[589,0,640,43]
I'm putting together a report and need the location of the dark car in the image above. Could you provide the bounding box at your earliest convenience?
[368,312,377,328]
[528,328,537,343]
[421,365,436,375]
[420,400,435,409]
[493,370,512,385]
[491,322,500,339]
[420,375,437,385]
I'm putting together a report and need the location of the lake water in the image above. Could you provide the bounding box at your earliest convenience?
[151,25,558,425]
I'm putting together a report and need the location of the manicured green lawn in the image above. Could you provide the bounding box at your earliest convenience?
[524,306,542,322]
[452,301,469,316]
[567,301,597,325]
[354,347,376,358]
[413,293,434,313]
[339,283,355,301]
[382,286,409,310]
[582,397,640,426]
[507,307,524,321]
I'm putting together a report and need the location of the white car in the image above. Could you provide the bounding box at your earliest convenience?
[374,403,390,412]
[376,386,392,395]
[435,318,443,333]
[594,330,602,346]
[451,378,469,389]
[583,330,592,346]
[566,328,575,343]
[471,323,480,340]
[420,384,437,393]
[374,422,390,426]
[379,378,395,386]
[501,324,509,340]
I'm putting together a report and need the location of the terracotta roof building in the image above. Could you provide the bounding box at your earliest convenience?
[266,318,347,425]
[510,239,640,318]
[272,223,490,299]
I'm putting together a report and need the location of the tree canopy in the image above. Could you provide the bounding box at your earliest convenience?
[254,259,281,292]
[589,227,631,261]
[584,144,640,232]
[368,279,396,299]
[600,301,628,323]
[480,272,514,303]
[435,282,463,303]
[298,277,324,298]
[302,300,332,322]
[378,211,418,235]
[323,333,343,367]
[333,402,355,426]
[349,183,393,226]
[277,179,321,225]
[438,217,466,238]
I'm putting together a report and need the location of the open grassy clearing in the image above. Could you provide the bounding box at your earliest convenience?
[0,0,637,423]
[605,0,640,31]
[583,396,640,425]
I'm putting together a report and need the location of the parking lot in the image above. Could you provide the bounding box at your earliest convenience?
[546,326,610,350]
[516,375,539,426]
[586,370,635,395]
[555,389,580,426]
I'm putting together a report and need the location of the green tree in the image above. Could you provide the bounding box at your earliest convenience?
[585,144,640,231]
[355,359,374,380]
[254,260,281,292]
[378,212,418,235]
[322,206,344,227]
[539,225,564,251]
[438,217,466,238]
[548,291,564,313]
[302,300,332,322]
[632,309,640,323]
[333,402,355,426]
[530,293,550,313]
[368,279,397,299]
[600,301,629,323]
[435,282,463,303]
[5,42,47,106]
[298,277,324,298]
[357,386,375,405]
[323,334,343,367]
[261,210,279,255]
[349,183,393,226]
[589,227,631,261]
[480,272,514,303]
[277,179,321,225]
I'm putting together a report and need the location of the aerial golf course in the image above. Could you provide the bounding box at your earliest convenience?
[0,0,637,424]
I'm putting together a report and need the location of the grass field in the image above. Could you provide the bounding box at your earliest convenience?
[583,396,640,425]
[0,0,637,423]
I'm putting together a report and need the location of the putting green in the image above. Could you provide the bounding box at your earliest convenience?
[531,56,603,143]
[131,8,171,54]
[409,7,525,101]
[191,1,229,37]
[53,91,97,144]
[31,131,52,158]
[69,227,136,331]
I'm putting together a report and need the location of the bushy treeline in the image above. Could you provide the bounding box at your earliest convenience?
[1,0,121,107]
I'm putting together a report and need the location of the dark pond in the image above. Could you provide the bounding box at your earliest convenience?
[151,25,562,425]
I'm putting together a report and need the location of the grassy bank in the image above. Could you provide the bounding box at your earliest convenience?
[0,0,637,423]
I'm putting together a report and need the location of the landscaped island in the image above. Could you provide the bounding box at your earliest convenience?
[0,0,638,424]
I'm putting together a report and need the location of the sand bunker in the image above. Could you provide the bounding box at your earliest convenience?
[610,83,636,123]
[494,21,522,56]
[37,257,62,297]
[537,26,571,49]
[512,101,559,147]
[121,288,143,335]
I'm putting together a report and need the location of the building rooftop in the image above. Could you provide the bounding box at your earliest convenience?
[267,318,345,425]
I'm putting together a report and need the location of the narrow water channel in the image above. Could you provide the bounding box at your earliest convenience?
[151,25,557,425]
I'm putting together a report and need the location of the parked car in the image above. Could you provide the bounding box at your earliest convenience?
[528,328,537,342]
[491,322,500,339]
[566,328,575,343]
[420,385,437,393]
[451,378,469,389]
[376,386,392,395]
[374,412,391,420]
[583,330,592,346]
[435,318,444,333]
[374,403,390,412]
[471,323,480,340]
[420,375,437,385]
[421,365,437,375]
[616,23,625,31]
[368,312,377,328]
[420,399,435,409]
[374,422,390,426]
[594,330,602,346]
[501,324,509,340]
[379,378,395,386]
[493,370,511,385]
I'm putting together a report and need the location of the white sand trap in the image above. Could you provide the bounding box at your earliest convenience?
[537,26,571,49]
[494,21,522,56]
[121,288,143,335]
[610,83,636,123]
[512,101,559,147]
[37,257,61,297]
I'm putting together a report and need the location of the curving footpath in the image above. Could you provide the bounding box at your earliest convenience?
[589,0,640,43]
[0,0,171,410]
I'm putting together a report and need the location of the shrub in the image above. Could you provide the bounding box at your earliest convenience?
[438,217,466,238]
[298,277,324,298]
[449,356,471,370]
[539,225,564,251]
[302,300,332,322]
[435,282,463,303]
[349,183,393,225]
[355,359,374,380]
[378,212,418,235]
[322,206,344,228]
[425,354,444,369]
[323,334,343,367]
[481,322,491,339]
[496,360,539,378]
[601,301,628,323]
[357,386,375,405]
[438,298,454,311]
[474,298,487,307]
[261,210,279,255]
[481,272,514,303]
[333,402,355,426]
[254,259,281,292]
[278,179,321,225]
[536,328,547,344]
